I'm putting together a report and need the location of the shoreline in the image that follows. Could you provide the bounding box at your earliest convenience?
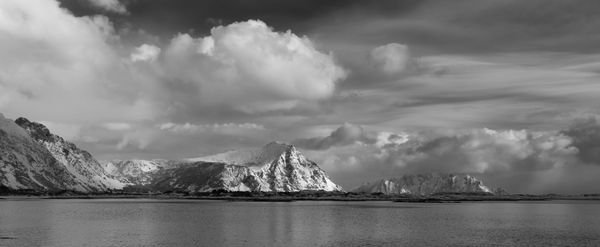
[2,193,600,203]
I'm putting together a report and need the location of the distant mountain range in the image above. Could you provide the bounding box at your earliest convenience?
[0,114,504,195]
[353,174,497,195]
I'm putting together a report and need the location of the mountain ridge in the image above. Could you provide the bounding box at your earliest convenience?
[105,142,344,192]
[0,115,89,192]
[352,173,498,195]
[14,117,124,192]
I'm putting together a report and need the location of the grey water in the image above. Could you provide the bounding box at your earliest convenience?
[0,199,599,247]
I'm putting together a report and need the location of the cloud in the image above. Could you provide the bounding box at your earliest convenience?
[324,53,600,132]
[0,1,347,156]
[0,1,346,124]
[97,121,274,160]
[369,43,411,76]
[103,122,132,131]
[326,42,420,88]
[159,122,265,134]
[0,0,155,125]
[395,129,577,174]
[130,44,160,62]
[88,0,127,14]
[562,117,600,165]
[162,20,346,113]
[293,123,376,150]
[116,127,157,150]
[311,0,600,54]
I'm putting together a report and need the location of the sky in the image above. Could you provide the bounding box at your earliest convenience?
[2,0,600,193]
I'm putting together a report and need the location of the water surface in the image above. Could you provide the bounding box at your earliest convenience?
[0,199,598,246]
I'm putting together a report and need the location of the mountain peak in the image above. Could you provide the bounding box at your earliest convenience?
[14,117,54,143]
[0,114,28,138]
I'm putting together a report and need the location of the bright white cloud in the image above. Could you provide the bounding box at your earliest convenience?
[0,1,347,157]
[4,1,352,129]
[88,0,127,14]
[130,44,161,62]
[163,20,346,113]
[0,0,154,124]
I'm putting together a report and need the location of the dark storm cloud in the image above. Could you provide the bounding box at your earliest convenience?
[58,0,422,38]
[563,118,600,165]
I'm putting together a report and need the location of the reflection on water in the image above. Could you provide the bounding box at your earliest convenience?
[0,199,599,246]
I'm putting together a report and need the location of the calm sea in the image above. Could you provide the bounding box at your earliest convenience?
[0,199,598,246]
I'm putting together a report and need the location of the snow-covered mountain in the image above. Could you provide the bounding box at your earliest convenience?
[108,142,343,193]
[0,114,97,192]
[353,174,494,195]
[100,159,176,186]
[252,142,342,191]
[12,117,123,192]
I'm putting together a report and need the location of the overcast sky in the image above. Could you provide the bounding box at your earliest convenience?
[2,0,600,193]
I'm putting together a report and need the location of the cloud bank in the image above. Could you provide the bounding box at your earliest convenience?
[298,122,600,193]
[0,0,345,154]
